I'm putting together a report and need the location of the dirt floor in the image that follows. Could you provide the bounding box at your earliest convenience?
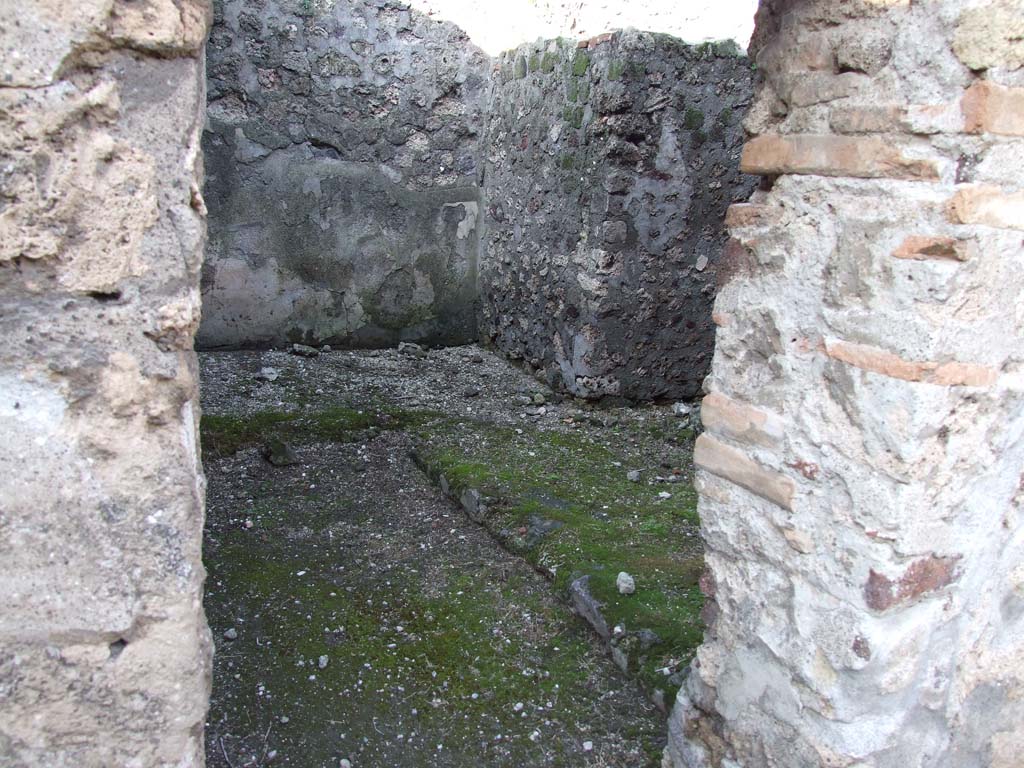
[200,344,703,768]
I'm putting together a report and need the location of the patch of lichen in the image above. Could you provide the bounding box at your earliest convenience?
[515,55,528,79]
[414,421,704,704]
[358,279,440,333]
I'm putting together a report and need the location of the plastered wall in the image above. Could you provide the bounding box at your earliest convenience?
[199,0,488,349]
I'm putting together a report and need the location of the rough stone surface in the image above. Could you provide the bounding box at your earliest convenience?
[962,81,1024,136]
[952,0,1024,72]
[479,32,756,400]
[0,1,212,765]
[200,2,757,375]
[667,0,1024,766]
[199,0,489,349]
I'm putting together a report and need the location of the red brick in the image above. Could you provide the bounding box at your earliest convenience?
[724,203,775,229]
[962,81,1024,136]
[947,185,1024,230]
[865,555,960,612]
[892,235,967,262]
[716,237,758,287]
[825,339,997,387]
[740,135,939,180]
[693,434,795,511]
[701,392,783,449]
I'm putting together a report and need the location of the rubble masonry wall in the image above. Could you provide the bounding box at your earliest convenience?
[667,0,1024,765]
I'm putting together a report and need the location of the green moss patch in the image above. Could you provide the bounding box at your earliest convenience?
[201,406,438,457]
[571,51,590,77]
[413,420,704,704]
[563,105,585,129]
[203,412,668,766]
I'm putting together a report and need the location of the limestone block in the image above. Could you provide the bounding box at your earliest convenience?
[0,5,210,765]
[829,105,907,134]
[953,1,1024,71]
[108,0,211,54]
[0,0,110,87]
[786,71,868,108]
[829,103,963,135]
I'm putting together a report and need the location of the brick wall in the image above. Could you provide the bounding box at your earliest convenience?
[667,0,1024,765]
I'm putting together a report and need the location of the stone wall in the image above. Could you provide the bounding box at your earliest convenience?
[480,32,755,400]
[199,0,488,348]
[0,1,211,765]
[668,0,1024,765]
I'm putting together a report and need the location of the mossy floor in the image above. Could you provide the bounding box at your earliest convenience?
[200,346,704,767]
[413,420,703,701]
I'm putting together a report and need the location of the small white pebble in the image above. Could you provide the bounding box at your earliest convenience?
[583,740,594,752]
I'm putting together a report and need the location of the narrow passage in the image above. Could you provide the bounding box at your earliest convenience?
[201,345,703,767]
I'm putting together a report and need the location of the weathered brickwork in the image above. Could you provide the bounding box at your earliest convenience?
[667,1,1024,766]
[0,1,212,765]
